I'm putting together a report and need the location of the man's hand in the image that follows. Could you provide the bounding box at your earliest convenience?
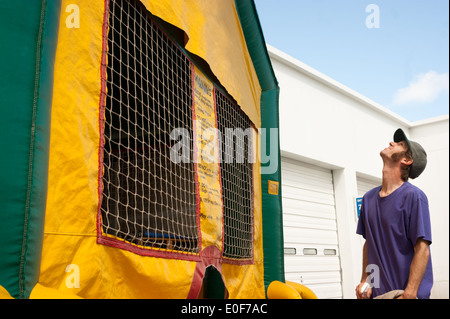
[356,282,372,299]
[397,292,416,299]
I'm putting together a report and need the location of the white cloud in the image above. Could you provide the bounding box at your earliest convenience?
[392,71,449,106]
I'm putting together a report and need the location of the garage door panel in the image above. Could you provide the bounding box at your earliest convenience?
[357,176,381,197]
[285,271,342,299]
[282,166,333,191]
[283,243,340,256]
[282,159,332,180]
[283,214,337,231]
[284,255,341,272]
[285,271,342,285]
[282,198,335,219]
[281,157,343,299]
[308,284,343,299]
[282,174,334,195]
[283,227,338,246]
[282,185,335,206]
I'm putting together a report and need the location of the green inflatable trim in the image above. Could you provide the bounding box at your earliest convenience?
[0,0,61,298]
[235,0,285,294]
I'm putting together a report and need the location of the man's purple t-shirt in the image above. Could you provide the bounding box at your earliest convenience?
[356,182,433,299]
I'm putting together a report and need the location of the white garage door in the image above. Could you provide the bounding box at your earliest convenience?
[281,157,342,299]
[357,176,381,197]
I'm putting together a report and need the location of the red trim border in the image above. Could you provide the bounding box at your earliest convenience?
[186,246,227,298]
[96,0,109,246]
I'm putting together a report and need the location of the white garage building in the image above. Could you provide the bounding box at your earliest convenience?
[268,45,449,299]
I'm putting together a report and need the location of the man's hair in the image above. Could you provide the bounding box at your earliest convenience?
[392,147,413,182]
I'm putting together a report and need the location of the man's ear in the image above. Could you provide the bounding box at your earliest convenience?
[401,157,413,166]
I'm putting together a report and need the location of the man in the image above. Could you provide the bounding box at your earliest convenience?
[355,129,433,299]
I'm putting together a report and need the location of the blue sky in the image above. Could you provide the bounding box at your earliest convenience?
[254,0,449,122]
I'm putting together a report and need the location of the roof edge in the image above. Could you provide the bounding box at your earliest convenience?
[267,44,413,128]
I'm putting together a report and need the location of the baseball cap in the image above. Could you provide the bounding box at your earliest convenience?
[393,128,427,179]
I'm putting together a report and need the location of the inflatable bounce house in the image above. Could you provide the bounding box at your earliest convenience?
[1,0,314,299]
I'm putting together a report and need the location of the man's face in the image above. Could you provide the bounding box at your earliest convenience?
[380,140,409,161]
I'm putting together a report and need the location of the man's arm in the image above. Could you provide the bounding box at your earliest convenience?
[399,238,430,299]
[356,242,372,299]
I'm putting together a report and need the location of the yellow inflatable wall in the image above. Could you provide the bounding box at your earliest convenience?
[38,0,264,298]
